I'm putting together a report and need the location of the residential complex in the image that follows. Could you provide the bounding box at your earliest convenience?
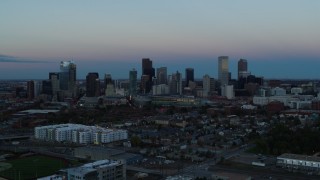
[34,124,128,144]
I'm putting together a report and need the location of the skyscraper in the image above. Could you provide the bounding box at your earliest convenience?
[86,72,100,97]
[238,59,248,79]
[218,56,229,86]
[141,58,155,93]
[140,75,150,94]
[156,67,167,85]
[142,58,153,75]
[59,61,77,97]
[169,71,182,95]
[203,74,215,97]
[129,69,137,96]
[104,74,113,86]
[185,68,194,87]
[27,80,35,100]
[42,80,52,95]
[49,72,60,96]
[104,74,115,96]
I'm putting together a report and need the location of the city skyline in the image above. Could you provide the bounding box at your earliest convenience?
[1,1,320,79]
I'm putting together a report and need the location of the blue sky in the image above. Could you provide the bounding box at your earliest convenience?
[0,0,320,79]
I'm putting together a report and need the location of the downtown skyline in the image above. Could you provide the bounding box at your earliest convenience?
[1,0,320,79]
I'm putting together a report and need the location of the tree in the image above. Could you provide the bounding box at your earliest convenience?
[130,135,141,147]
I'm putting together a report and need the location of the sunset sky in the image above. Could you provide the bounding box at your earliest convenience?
[1,0,320,79]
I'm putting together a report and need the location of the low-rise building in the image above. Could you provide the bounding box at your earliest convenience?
[277,153,320,174]
[67,159,126,180]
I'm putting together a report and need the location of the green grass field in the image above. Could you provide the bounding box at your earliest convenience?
[0,155,67,180]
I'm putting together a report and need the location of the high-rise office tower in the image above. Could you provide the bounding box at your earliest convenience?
[238,59,248,79]
[141,58,155,93]
[169,71,182,95]
[203,74,215,96]
[156,67,167,85]
[86,73,100,97]
[142,58,153,75]
[104,74,115,96]
[34,81,41,98]
[42,80,52,95]
[27,80,35,100]
[185,68,194,87]
[129,69,137,96]
[104,74,113,86]
[59,61,77,97]
[218,56,229,86]
[140,75,150,94]
[49,72,60,96]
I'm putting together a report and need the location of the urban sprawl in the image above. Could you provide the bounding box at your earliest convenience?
[1,57,320,179]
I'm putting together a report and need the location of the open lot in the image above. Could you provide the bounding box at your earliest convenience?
[0,155,67,180]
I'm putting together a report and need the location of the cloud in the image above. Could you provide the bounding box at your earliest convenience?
[0,54,51,63]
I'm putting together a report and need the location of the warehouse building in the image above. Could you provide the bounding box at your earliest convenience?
[277,153,320,174]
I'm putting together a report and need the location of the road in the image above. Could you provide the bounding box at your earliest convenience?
[211,165,319,180]
[178,144,255,178]
[176,143,320,180]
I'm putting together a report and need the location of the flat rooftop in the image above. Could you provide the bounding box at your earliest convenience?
[278,153,320,162]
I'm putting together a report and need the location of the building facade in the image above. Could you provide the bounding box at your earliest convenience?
[49,72,60,98]
[141,58,155,93]
[203,74,215,97]
[218,56,229,86]
[221,84,234,99]
[238,59,248,79]
[129,69,137,96]
[35,124,128,144]
[86,72,100,97]
[27,80,35,100]
[277,153,320,174]
[67,159,126,180]
[156,67,167,85]
[169,71,182,95]
[185,68,194,87]
[59,61,77,97]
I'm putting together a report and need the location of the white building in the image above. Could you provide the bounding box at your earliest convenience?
[253,96,299,106]
[202,74,215,97]
[152,84,170,95]
[105,84,116,96]
[271,87,286,96]
[253,95,314,109]
[221,85,234,99]
[291,87,303,95]
[35,124,128,144]
[288,100,312,110]
[37,174,64,180]
[277,153,320,173]
[241,104,257,110]
[67,159,126,180]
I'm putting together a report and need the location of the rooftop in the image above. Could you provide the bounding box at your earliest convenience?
[278,153,320,162]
